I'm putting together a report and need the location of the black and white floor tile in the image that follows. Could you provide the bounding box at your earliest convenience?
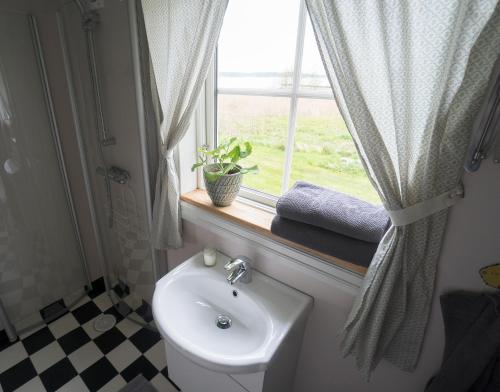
[0,280,180,392]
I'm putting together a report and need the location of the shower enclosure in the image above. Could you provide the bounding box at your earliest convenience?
[0,9,91,338]
[0,0,160,339]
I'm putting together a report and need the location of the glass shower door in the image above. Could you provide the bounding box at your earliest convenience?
[0,11,89,332]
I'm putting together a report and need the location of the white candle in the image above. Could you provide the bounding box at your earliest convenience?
[203,247,217,267]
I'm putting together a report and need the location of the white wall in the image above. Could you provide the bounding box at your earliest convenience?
[168,158,500,392]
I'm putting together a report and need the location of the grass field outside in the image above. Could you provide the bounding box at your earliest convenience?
[217,95,380,204]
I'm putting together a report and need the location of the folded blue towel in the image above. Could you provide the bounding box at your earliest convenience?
[276,182,389,243]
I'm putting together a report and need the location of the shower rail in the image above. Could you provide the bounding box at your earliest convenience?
[75,0,115,146]
[74,0,116,228]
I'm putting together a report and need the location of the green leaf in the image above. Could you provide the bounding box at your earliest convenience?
[204,145,223,157]
[222,163,236,175]
[191,162,204,172]
[240,165,259,174]
[239,142,252,158]
[205,170,221,183]
[227,145,241,163]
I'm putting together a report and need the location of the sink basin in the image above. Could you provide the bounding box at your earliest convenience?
[153,251,313,374]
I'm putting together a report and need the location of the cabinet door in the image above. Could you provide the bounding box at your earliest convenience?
[165,343,251,392]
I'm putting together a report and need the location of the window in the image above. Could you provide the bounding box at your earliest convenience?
[212,0,379,205]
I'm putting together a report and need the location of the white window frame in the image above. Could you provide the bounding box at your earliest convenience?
[200,0,334,208]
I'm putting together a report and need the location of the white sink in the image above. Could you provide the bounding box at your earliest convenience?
[153,251,313,374]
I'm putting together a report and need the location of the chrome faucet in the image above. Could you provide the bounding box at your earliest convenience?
[224,256,252,285]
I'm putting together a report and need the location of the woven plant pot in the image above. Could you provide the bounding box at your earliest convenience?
[203,163,242,207]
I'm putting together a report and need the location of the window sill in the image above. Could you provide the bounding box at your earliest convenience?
[180,189,368,276]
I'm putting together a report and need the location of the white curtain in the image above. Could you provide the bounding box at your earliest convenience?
[141,0,228,248]
[306,0,500,375]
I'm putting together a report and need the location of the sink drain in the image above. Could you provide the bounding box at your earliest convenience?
[216,314,232,329]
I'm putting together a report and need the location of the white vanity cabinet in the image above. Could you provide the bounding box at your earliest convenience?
[153,252,313,392]
[165,312,309,392]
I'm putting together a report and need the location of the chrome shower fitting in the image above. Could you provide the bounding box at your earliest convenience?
[96,166,130,185]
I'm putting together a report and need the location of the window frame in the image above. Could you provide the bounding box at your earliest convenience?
[201,0,335,208]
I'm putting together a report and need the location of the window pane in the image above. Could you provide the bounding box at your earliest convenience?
[299,17,331,96]
[217,0,300,91]
[290,98,380,203]
[217,95,289,196]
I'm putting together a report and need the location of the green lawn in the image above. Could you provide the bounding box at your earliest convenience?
[217,97,380,204]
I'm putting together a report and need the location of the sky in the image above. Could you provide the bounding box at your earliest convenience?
[218,0,327,79]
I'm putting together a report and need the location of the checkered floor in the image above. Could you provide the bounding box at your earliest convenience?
[0,281,179,391]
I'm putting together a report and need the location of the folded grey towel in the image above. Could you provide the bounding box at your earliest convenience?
[426,291,500,392]
[276,182,389,244]
[271,216,378,267]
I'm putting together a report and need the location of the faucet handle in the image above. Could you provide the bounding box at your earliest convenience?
[224,259,242,271]
[224,256,252,271]
[224,256,252,285]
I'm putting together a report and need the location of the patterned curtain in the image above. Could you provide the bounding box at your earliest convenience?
[305,0,500,375]
[141,0,228,248]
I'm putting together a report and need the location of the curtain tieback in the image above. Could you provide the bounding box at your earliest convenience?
[161,148,174,160]
[386,184,464,226]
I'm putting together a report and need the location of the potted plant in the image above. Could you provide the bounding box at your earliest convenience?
[191,137,258,207]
